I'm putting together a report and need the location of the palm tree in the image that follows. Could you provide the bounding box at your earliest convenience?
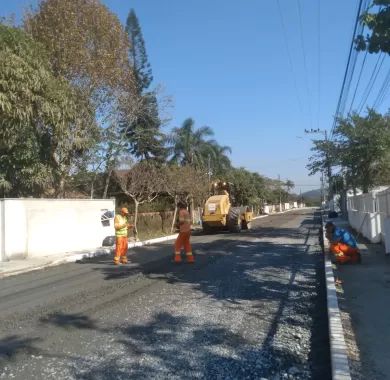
[285,179,295,193]
[208,142,232,175]
[168,118,213,166]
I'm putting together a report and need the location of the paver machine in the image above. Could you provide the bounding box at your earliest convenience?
[201,181,253,233]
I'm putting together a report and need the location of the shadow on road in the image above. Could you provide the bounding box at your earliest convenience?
[0,335,41,362]
[0,212,331,379]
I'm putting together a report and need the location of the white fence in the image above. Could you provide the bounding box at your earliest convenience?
[347,187,390,250]
[0,199,115,262]
[263,202,304,215]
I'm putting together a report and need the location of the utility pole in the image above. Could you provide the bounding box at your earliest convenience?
[278,174,282,211]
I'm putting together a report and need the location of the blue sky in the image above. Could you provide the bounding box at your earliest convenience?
[2,0,376,193]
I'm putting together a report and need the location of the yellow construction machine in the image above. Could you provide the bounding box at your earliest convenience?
[201,181,253,233]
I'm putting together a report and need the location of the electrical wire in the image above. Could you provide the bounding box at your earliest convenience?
[317,0,321,129]
[348,49,368,114]
[296,0,313,129]
[330,0,366,138]
[357,53,385,114]
[276,0,306,125]
[373,66,390,109]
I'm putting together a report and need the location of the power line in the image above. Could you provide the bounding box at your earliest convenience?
[373,66,390,109]
[338,0,370,118]
[357,53,385,114]
[330,0,367,138]
[276,0,305,124]
[296,0,313,128]
[353,4,386,114]
[317,0,321,129]
[348,49,368,114]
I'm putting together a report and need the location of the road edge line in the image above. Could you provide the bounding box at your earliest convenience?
[322,212,352,380]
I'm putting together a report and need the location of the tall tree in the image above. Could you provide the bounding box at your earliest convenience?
[308,109,390,193]
[335,110,390,193]
[24,0,130,91]
[121,9,166,161]
[0,24,97,197]
[285,180,295,193]
[168,118,231,170]
[126,9,153,93]
[24,0,137,197]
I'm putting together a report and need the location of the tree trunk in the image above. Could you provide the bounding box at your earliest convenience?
[191,197,195,224]
[134,200,139,240]
[102,168,113,199]
[56,176,65,198]
[90,181,95,199]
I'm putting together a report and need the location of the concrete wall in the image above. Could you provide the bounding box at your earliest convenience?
[348,210,382,243]
[0,199,115,261]
[263,203,305,214]
[347,187,390,244]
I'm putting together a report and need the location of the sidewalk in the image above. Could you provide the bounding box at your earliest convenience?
[327,215,390,380]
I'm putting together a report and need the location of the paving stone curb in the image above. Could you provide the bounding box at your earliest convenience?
[321,212,351,380]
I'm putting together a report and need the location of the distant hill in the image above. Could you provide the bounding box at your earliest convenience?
[302,189,321,199]
[301,189,324,205]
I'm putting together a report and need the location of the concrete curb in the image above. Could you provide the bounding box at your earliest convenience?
[252,215,269,220]
[0,234,179,279]
[321,213,352,380]
[54,233,179,264]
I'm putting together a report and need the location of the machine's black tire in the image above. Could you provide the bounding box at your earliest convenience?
[242,220,252,230]
[228,207,242,233]
[202,223,212,234]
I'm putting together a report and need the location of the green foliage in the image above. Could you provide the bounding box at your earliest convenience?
[168,118,231,174]
[307,139,336,178]
[225,167,266,206]
[284,179,295,192]
[126,9,153,93]
[24,0,130,90]
[120,9,166,162]
[335,110,390,192]
[355,1,390,54]
[0,24,97,197]
[307,109,390,193]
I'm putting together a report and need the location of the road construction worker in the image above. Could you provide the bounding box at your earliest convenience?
[114,207,134,265]
[325,222,361,264]
[174,201,194,264]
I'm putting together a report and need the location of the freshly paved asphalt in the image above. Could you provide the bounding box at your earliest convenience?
[0,209,330,380]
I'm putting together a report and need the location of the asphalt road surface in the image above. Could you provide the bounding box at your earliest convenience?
[0,209,331,380]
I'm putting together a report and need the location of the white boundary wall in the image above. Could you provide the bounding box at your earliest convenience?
[347,187,390,245]
[263,202,305,214]
[0,199,115,262]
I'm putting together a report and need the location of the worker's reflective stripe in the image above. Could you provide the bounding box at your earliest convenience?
[115,215,128,237]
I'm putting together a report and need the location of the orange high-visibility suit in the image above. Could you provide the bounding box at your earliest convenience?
[114,208,133,265]
[174,208,194,263]
[330,242,361,264]
[326,223,361,264]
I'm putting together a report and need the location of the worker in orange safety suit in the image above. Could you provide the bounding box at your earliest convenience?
[325,222,361,264]
[174,201,194,264]
[114,207,134,265]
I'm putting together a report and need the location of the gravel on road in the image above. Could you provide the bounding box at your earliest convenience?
[0,210,330,380]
